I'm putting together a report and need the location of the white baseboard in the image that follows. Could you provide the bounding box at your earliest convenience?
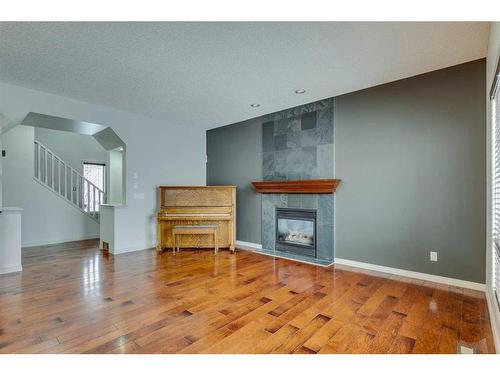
[0,265,22,275]
[22,235,99,248]
[111,242,156,255]
[334,257,486,291]
[485,289,500,353]
[236,240,262,250]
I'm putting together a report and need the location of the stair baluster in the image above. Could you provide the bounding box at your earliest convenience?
[33,140,106,223]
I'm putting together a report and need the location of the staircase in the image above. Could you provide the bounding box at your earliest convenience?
[33,140,106,222]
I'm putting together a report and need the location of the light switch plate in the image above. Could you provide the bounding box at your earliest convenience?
[133,193,144,200]
[430,251,438,262]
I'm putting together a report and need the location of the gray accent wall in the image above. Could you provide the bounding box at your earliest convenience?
[206,117,263,244]
[335,59,486,283]
[206,59,486,283]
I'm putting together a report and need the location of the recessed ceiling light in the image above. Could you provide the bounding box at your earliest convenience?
[294,89,306,94]
[250,103,261,108]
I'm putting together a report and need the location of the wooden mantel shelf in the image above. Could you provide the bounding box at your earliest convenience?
[252,179,340,194]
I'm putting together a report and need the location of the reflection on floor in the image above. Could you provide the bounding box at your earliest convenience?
[0,239,495,354]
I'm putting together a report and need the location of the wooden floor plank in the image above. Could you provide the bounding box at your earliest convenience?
[0,239,494,354]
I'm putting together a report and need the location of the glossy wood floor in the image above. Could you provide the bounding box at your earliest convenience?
[0,240,495,354]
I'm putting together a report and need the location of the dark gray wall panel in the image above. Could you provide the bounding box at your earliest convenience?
[206,59,486,283]
[335,59,486,283]
[206,118,262,244]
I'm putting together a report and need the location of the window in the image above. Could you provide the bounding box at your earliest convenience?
[491,58,500,308]
[83,162,105,212]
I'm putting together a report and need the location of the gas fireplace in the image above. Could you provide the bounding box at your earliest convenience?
[275,208,316,257]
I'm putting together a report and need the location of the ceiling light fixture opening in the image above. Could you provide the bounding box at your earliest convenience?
[250,103,261,108]
[294,89,306,94]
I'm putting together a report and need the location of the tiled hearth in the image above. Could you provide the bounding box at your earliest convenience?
[257,98,335,265]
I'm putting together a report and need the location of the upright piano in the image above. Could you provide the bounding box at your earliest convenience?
[156,186,237,253]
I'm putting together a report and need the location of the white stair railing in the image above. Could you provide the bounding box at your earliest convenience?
[33,140,106,222]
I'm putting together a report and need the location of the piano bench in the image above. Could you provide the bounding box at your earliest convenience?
[172,225,219,254]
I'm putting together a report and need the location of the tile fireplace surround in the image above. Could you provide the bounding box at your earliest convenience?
[258,98,335,265]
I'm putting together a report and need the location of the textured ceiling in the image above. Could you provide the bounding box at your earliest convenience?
[0,22,490,130]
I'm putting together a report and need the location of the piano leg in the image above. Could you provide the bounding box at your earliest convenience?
[156,244,163,254]
[230,246,235,254]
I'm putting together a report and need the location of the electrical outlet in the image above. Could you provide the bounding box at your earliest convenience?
[430,251,438,262]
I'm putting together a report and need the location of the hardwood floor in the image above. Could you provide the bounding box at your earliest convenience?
[0,240,495,354]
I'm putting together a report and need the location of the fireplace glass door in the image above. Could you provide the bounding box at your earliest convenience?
[276,208,316,257]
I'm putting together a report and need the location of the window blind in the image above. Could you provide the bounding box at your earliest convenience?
[491,58,500,309]
[493,96,500,308]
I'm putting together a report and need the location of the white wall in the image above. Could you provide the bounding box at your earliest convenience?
[0,81,206,250]
[108,148,124,205]
[35,127,107,174]
[2,125,99,246]
[486,21,500,352]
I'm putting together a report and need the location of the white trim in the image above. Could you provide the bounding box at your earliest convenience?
[0,265,23,275]
[22,235,99,248]
[0,207,23,213]
[334,257,486,291]
[486,289,500,353]
[236,240,262,250]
